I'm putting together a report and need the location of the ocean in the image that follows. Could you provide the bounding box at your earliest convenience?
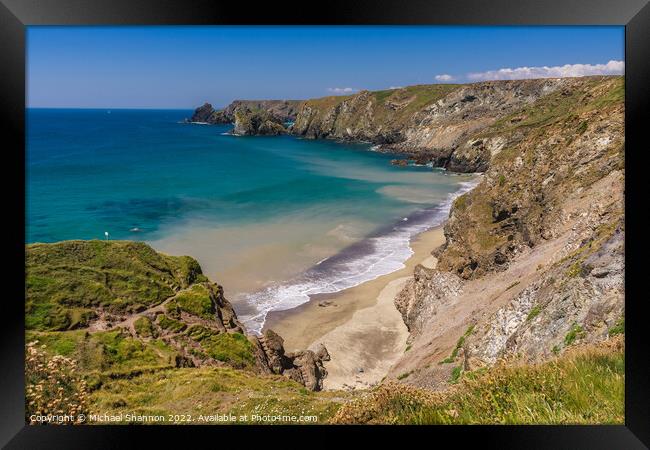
[27,108,477,332]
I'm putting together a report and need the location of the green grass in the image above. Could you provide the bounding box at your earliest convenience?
[577,121,588,134]
[26,329,178,384]
[89,366,349,424]
[333,338,624,424]
[591,78,625,109]
[372,89,397,104]
[440,325,475,364]
[449,366,463,384]
[167,284,214,319]
[566,261,583,278]
[564,323,584,346]
[26,240,204,331]
[453,194,468,211]
[526,305,542,322]
[156,314,187,333]
[491,77,623,135]
[608,318,625,336]
[186,326,255,369]
[134,316,156,338]
[397,371,413,380]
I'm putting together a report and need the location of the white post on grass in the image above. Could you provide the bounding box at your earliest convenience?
[104,231,109,241]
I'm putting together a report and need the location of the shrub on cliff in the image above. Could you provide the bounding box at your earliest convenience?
[25,341,89,424]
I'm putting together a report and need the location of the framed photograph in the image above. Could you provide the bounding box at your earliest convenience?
[2,0,649,447]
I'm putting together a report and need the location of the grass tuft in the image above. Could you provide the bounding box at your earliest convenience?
[526,305,542,322]
[564,323,584,347]
[608,318,624,337]
[440,325,475,364]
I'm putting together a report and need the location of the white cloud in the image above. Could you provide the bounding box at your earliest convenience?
[467,60,624,81]
[388,86,403,89]
[327,87,357,94]
[435,74,454,82]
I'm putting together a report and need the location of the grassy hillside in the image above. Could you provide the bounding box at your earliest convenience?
[24,240,341,423]
[89,366,347,424]
[369,83,459,126]
[26,240,205,331]
[27,330,622,424]
[333,337,624,424]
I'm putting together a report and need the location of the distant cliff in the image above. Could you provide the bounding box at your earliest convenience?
[195,77,620,175]
[190,100,302,124]
[289,78,620,172]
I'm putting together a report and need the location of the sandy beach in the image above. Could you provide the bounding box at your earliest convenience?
[264,225,446,389]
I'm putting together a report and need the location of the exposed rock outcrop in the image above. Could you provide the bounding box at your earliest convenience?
[255,330,330,391]
[232,108,287,136]
[395,265,463,337]
[190,100,302,124]
[190,102,225,123]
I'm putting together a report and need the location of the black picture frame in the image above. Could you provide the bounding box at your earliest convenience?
[2,0,648,447]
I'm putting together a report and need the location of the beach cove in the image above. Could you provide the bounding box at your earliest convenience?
[265,225,446,390]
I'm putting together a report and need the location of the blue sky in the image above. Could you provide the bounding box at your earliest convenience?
[27,26,624,109]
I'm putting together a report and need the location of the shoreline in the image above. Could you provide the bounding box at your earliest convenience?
[246,177,480,334]
[264,224,446,390]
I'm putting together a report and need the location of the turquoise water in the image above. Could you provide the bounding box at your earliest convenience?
[27,108,476,331]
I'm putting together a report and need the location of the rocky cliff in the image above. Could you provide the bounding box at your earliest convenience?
[289,77,620,174]
[388,76,624,389]
[232,107,287,136]
[190,100,302,124]
[26,240,329,390]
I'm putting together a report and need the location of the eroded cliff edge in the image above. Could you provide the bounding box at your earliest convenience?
[389,76,624,389]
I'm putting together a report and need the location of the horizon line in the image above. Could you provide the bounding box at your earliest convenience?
[26,73,624,110]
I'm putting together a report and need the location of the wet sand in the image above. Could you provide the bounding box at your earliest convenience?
[264,225,445,389]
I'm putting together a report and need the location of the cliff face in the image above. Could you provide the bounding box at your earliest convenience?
[290,85,456,145]
[232,108,287,136]
[26,240,329,390]
[388,76,624,389]
[190,100,302,124]
[289,79,589,171]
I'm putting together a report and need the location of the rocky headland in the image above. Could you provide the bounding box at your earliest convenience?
[190,100,301,125]
[232,107,287,136]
